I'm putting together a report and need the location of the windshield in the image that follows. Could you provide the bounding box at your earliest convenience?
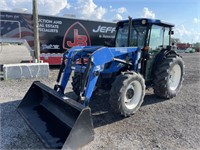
[115,24,147,48]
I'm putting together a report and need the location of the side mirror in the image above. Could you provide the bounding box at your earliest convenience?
[169,30,174,35]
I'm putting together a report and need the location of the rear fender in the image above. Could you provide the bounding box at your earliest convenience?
[152,49,180,78]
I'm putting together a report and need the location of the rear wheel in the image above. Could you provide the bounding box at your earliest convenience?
[153,56,184,98]
[109,72,145,117]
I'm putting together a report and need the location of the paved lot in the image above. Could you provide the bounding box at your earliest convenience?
[0,53,199,150]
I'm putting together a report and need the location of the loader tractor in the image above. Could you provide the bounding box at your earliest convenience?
[18,17,184,149]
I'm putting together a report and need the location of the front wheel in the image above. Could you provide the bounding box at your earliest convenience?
[109,72,145,117]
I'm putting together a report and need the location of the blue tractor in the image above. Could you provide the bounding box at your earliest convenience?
[18,17,184,149]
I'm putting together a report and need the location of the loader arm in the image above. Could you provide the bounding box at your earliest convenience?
[59,46,140,105]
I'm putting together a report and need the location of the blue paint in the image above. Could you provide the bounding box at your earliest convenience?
[60,46,140,105]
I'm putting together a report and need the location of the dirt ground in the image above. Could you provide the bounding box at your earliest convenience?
[0,52,199,150]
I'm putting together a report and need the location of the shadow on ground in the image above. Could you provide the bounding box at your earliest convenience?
[66,90,169,128]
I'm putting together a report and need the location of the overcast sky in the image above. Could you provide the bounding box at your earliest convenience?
[0,0,200,43]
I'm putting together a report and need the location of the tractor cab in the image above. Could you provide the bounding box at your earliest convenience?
[114,18,175,82]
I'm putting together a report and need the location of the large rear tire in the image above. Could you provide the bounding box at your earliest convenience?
[109,72,145,117]
[153,56,184,99]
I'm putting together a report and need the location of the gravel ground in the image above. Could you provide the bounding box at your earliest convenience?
[0,53,200,150]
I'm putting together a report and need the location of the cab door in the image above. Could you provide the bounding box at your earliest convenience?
[145,25,170,82]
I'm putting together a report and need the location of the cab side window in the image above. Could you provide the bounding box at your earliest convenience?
[149,25,170,50]
[149,25,164,50]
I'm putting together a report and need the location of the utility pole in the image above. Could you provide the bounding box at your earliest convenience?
[33,0,40,62]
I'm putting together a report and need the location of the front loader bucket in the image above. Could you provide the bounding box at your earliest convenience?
[17,81,94,150]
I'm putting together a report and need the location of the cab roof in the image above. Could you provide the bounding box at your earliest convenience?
[118,18,174,27]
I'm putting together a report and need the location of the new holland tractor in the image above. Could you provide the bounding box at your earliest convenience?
[18,17,184,149]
